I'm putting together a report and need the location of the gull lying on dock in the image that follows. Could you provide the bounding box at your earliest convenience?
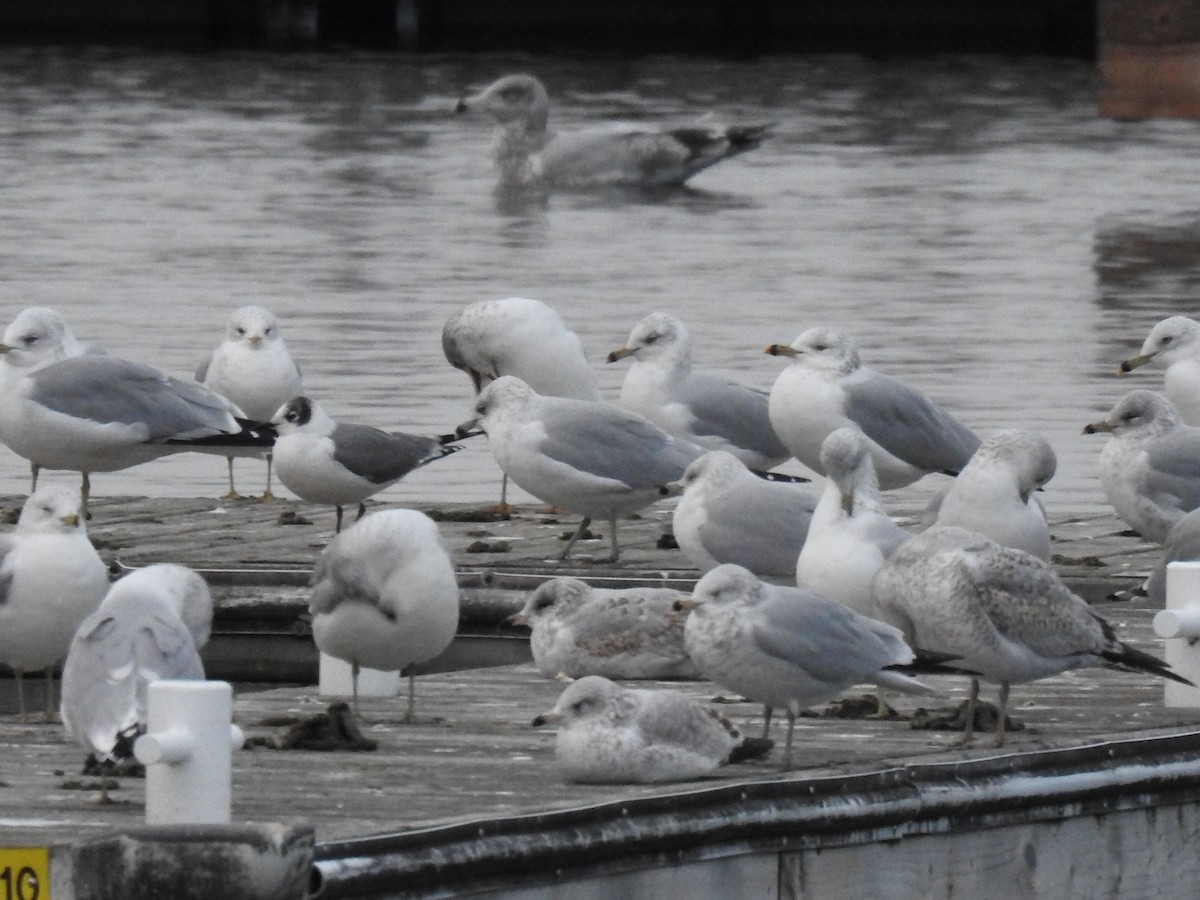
[533,676,773,783]
[1120,315,1200,426]
[455,73,770,189]
[765,326,980,489]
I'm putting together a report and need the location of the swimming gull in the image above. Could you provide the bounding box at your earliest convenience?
[872,525,1190,746]
[0,308,275,517]
[928,429,1056,560]
[509,576,699,680]
[607,312,789,471]
[681,563,948,766]
[456,376,704,562]
[59,569,206,800]
[0,486,110,720]
[532,675,773,784]
[1119,316,1200,426]
[454,73,770,189]
[443,297,599,510]
[765,326,980,488]
[309,508,460,718]
[1148,508,1200,605]
[1083,389,1200,543]
[197,305,304,499]
[111,563,213,650]
[795,428,910,622]
[665,450,816,579]
[272,396,462,532]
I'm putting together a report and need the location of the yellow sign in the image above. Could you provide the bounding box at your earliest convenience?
[0,848,48,900]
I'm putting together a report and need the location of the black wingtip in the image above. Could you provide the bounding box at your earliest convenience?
[727,736,774,764]
[751,470,811,484]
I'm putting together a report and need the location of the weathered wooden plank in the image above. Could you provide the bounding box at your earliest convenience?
[1099,0,1200,118]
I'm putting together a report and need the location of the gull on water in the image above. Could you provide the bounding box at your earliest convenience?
[1119,316,1200,426]
[271,396,462,533]
[457,376,704,562]
[0,486,110,720]
[60,569,206,799]
[509,577,699,680]
[111,563,214,651]
[873,526,1190,746]
[1084,390,1200,544]
[454,73,769,189]
[681,564,948,766]
[765,326,980,488]
[0,308,275,517]
[607,312,789,471]
[795,428,910,622]
[928,429,1056,561]
[665,450,816,579]
[532,676,773,784]
[197,305,304,499]
[309,509,460,718]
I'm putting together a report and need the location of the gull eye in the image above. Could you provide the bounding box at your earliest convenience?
[23,334,38,346]
[1162,335,1174,345]
[286,410,300,422]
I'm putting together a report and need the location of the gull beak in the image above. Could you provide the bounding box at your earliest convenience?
[658,480,683,497]
[0,343,13,354]
[606,347,635,364]
[1083,418,1114,435]
[531,711,560,727]
[841,494,855,516]
[455,417,483,440]
[504,612,529,628]
[764,344,798,357]
[672,596,697,613]
[60,513,80,527]
[1118,353,1154,374]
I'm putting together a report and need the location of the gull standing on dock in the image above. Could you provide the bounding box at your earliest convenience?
[197,306,304,500]
[271,397,461,533]
[1119,316,1200,425]
[1148,508,1200,605]
[872,526,1191,746]
[457,376,704,562]
[0,486,110,720]
[510,577,699,680]
[665,450,816,579]
[607,312,789,472]
[454,73,770,189]
[110,563,214,651]
[764,327,980,488]
[308,509,460,719]
[0,308,275,517]
[533,676,773,783]
[1084,390,1200,543]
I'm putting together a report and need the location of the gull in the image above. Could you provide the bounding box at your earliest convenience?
[681,564,948,766]
[0,486,110,720]
[607,312,789,471]
[309,509,460,719]
[1148,508,1200,605]
[457,376,704,562]
[532,676,773,784]
[0,308,275,517]
[443,297,599,510]
[1119,316,1200,425]
[665,450,816,579]
[929,429,1056,560]
[873,525,1190,746]
[59,569,206,799]
[795,428,910,621]
[454,73,769,189]
[1083,390,1200,543]
[764,327,980,488]
[197,305,304,499]
[272,396,462,532]
[112,564,213,650]
[509,576,699,680]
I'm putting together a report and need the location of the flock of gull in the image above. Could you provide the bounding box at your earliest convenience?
[2,74,1200,790]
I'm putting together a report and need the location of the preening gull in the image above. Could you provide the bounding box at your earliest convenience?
[112,563,213,651]
[1083,390,1200,543]
[0,308,275,516]
[509,577,698,680]
[795,428,909,621]
[455,73,770,189]
[60,569,206,799]
[929,429,1056,561]
[309,509,460,718]
[872,526,1190,746]
[197,305,304,499]
[272,396,461,532]
[532,676,773,783]
[765,327,980,489]
[1120,316,1200,426]
[0,486,110,720]
[681,564,948,766]
[456,376,704,562]
[666,450,816,579]
[1148,508,1200,605]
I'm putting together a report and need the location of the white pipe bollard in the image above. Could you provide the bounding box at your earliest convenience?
[318,652,399,699]
[1153,561,1200,708]
[134,680,245,825]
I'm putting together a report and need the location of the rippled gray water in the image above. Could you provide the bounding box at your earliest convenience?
[0,49,1198,515]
